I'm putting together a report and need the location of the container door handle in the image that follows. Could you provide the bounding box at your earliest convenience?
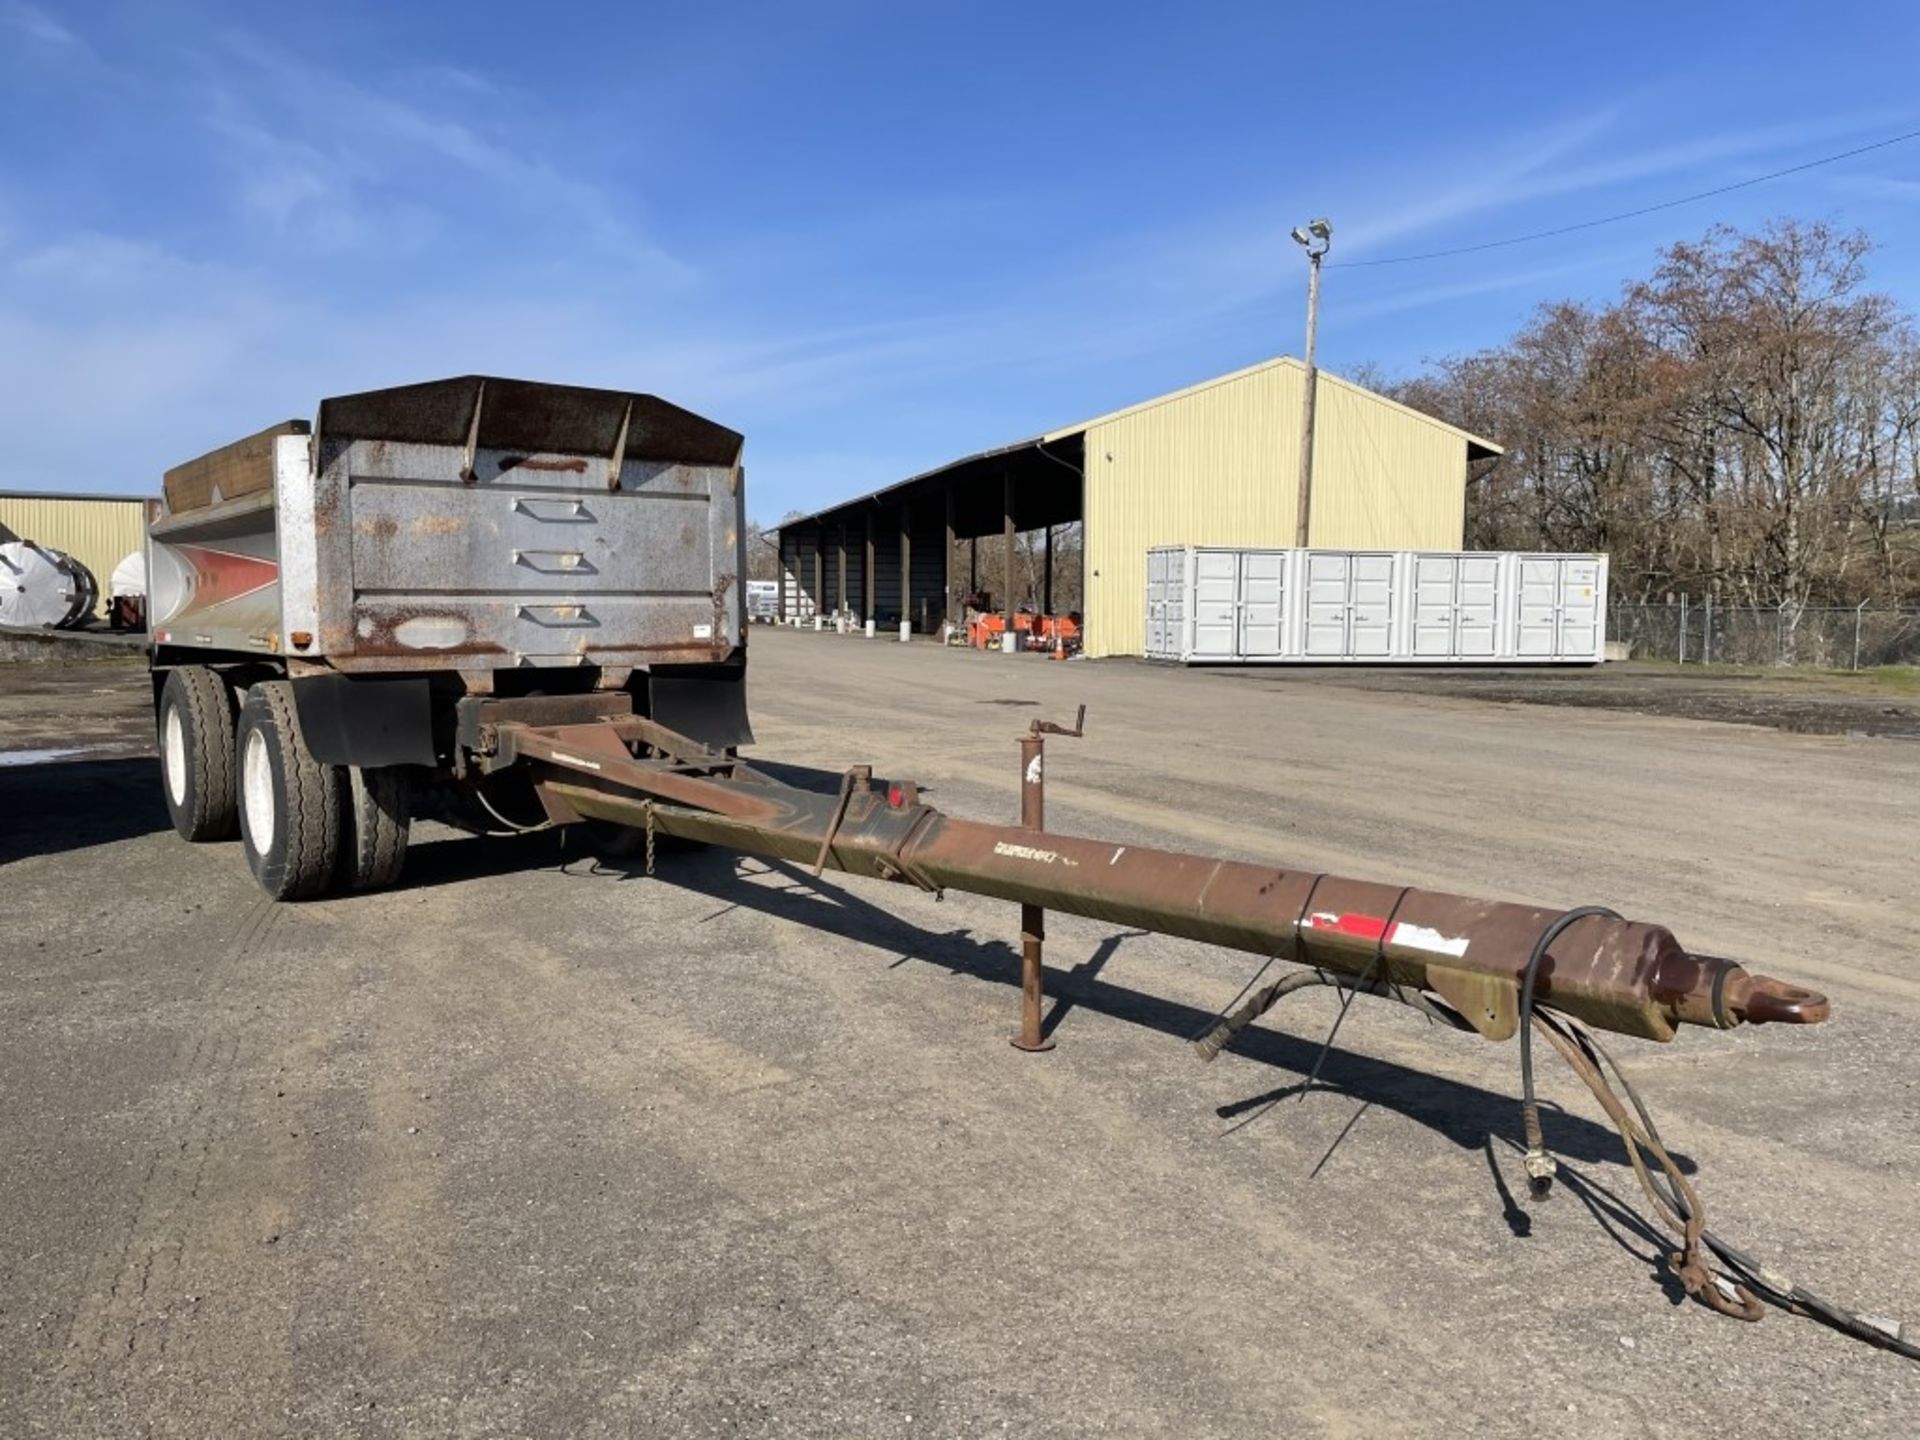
[512,497,594,522]
[512,549,597,574]
[517,603,598,628]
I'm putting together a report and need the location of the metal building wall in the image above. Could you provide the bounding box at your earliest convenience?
[0,495,148,619]
[1079,363,1470,658]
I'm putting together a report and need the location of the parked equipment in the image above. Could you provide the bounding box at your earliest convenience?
[0,541,97,629]
[1145,546,1607,664]
[146,376,750,898]
[108,550,147,631]
[142,377,1917,1361]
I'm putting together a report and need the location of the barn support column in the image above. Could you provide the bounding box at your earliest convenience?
[1044,525,1053,616]
[863,510,875,638]
[944,485,957,631]
[837,522,848,627]
[776,533,788,622]
[898,502,912,642]
[1002,468,1016,641]
[811,534,824,631]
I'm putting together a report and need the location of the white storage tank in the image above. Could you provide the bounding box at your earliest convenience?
[1143,546,1607,665]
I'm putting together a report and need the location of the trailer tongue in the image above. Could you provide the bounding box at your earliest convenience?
[486,709,1825,1047]
[443,698,1920,1357]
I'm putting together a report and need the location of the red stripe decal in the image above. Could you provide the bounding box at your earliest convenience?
[1305,911,1388,941]
[178,545,278,609]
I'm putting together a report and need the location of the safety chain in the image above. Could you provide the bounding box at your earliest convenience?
[644,799,656,876]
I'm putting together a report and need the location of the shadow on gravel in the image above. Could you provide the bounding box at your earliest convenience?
[381,824,1699,1273]
[0,757,169,864]
[588,846,1683,1175]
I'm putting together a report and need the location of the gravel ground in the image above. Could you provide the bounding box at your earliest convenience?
[2,633,1917,1438]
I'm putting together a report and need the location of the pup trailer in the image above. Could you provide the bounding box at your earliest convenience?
[143,376,1911,1361]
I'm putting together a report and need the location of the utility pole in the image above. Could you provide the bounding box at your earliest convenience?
[1290,218,1331,549]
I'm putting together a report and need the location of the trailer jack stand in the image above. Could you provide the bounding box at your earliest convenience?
[1010,707,1086,1053]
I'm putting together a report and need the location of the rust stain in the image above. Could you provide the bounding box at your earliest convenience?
[500,455,589,474]
[412,514,465,536]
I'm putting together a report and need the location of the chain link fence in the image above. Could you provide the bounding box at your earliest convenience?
[1607,602,1920,669]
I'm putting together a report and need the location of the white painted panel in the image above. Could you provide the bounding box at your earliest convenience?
[1456,555,1499,657]
[1238,549,1286,657]
[1166,547,1188,658]
[1411,554,1455,658]
[1145,547,1168,658]
[1141,545,1606,665]
[1191,548,1239,658]
[1349,553,1394,657]
[1558,557,1602,660]
[1516,557,1560,657]
[1303,551,1351,657]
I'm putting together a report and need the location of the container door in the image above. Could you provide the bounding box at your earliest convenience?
[1349,553,1395,657]
[1190,550,1239,659]
[1237,550,1286,658]
[1557,558,1602,659]
[1515,558,1560,656]
[1455,555,1500,657]
[1166,549,1187,658]
[1145,550,1167,657]
[1410,555,1457,657]
[1303,551,1351,657]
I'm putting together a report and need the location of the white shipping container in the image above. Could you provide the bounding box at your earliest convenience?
[1142,546,1608,665]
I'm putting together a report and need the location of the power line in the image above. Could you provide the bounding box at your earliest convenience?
[1328,127,1920,269]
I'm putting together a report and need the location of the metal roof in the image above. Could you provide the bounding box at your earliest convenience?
[1045,356,1504,459]
[779,356,1500,530]
[0,489,152,504]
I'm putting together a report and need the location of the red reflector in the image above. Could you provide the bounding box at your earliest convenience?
[888,785,904,808]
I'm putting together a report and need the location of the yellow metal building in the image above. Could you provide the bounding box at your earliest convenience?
[777,356,1500,658]
[0,491,150,619]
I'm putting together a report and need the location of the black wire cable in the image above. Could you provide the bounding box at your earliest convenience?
[1200,949,1920,1359]
[1518,905,1620,1197]
[1566,1020,1920,1361]
[1328,127,1920,269]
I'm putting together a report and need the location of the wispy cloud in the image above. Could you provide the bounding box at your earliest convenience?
[188,29,694,281]
[1335,107,1914,261]
[1,0,79,47]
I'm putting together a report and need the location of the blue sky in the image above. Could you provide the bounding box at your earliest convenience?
[3,1,1918,521]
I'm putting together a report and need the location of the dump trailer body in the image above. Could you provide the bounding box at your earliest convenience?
[145,379,752,898]
[148,377,748,672]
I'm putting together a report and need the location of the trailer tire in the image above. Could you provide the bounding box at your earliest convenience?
[341,766,410,891]
[237,681,341,901]
[158,666,239,842]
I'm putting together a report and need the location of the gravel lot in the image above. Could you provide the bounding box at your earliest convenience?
[3,630,1918,1438]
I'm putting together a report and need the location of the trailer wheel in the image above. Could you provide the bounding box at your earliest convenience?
[341,766,410,891]
[237,681,341,900]
[158,666,238,841]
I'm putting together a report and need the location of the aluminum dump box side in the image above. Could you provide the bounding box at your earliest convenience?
[280,376,746,672]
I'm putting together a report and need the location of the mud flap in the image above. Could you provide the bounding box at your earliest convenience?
[289,674,438,768]
[647,663,754,751]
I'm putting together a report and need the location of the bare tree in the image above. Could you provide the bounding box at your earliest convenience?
[1386,220,1920,618]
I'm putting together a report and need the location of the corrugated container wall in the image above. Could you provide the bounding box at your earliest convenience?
[0,495,148,619]
[1144,546,1608,664]
[1081,362,1471,658]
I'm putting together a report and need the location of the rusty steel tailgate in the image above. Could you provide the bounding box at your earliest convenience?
[281,376,746,672]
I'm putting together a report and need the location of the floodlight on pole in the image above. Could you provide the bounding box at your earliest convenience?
[1292,217,1331,547]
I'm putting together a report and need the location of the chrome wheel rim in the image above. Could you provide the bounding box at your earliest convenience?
[242,727,275,854]
[163,706,188,807]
